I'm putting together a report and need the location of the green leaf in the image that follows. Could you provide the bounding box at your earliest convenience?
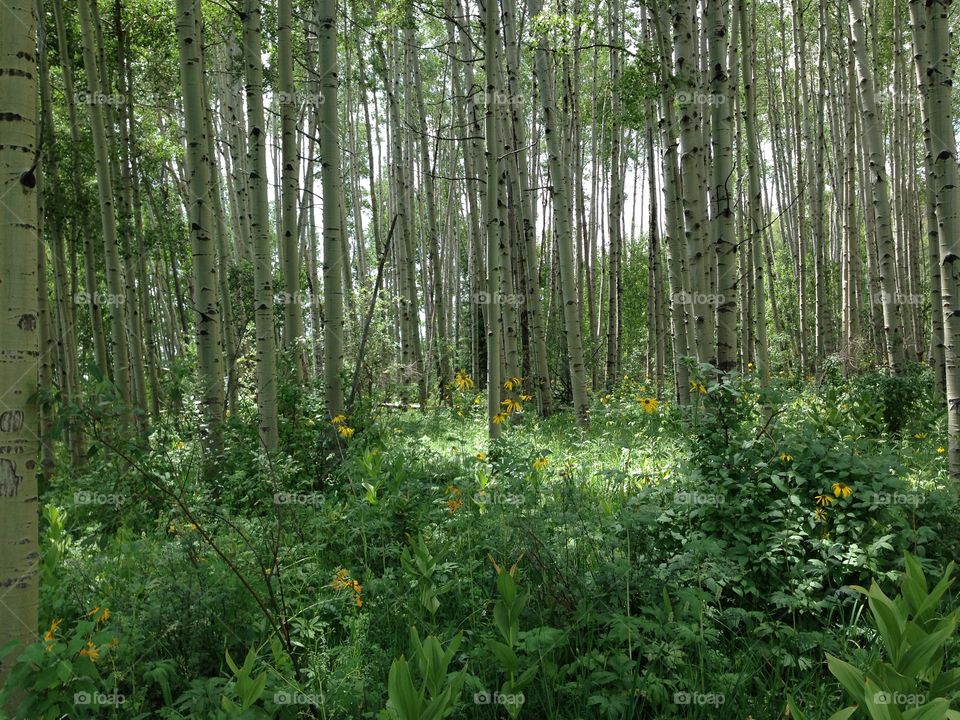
[915,565,956,624]
[900,615,955,677]
[387,656,421,720]
[903,554,929,616]
[487,639,520,673]
[826,653,866,705]
[224,648,240,676]
[856,583,905,663]
[903,699,951,720]
[826,708,859,720]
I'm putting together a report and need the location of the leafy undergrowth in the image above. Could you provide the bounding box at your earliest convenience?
[6,366,960,719]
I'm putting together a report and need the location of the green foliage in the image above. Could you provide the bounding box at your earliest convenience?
[380,627,467,720]
[791,553,960,720]
[0,613,119,720]
[11,368,959,718]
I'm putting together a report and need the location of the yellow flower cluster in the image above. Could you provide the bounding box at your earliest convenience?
[813,482,854,522]
[532,456,550,471]
[445,485,463,513]
[46,607,115,661]
[501,398,523,414]
[454,370,474,391]
[503,376,522,392]
[332,414,355,438]
[332,568,363,608]
[43,618,62,644]
[87,606,110,623]
[637,397,659,413]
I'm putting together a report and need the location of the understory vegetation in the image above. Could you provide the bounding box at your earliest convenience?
[5,365,960,719]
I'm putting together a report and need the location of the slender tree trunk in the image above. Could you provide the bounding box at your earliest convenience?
[924,0,960,476]
[530,0,590,424]
[279,0,306,381]
[0,0,39,693]
[176,0,224,455]
[849,0,906,374]
[708,0,737,370]
[78,0,134,412]
[242,0,279,450]
[484,0,504,438]
[319,0,345,418]
[739,0,769,385]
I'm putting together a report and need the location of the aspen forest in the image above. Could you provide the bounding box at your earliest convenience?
[6,0,960,716]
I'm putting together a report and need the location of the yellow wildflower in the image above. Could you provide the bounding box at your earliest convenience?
[914,433,927,440]
[501,398,523,413]
[937,446,946,454]
[780,453,793,462]
[78,641,100,661]
[454,371,474,391]
[43,618,62,642]
[331,414,347,426]
[445,485,462,496]
[832,482,852,499]
[814,508,829,522]
[503,376,522,392]
[492,412,509,425]
[815,494,834,507]
[519,394,533,402]
[532,456,550,471]
[638,397,659,414]
[332,568,352,591]
[690,381,707,395]
[447,498,464,513]
[338,425,355,439]
[475,452,488,461]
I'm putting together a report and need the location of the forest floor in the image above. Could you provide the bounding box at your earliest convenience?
[14,366,960,719]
